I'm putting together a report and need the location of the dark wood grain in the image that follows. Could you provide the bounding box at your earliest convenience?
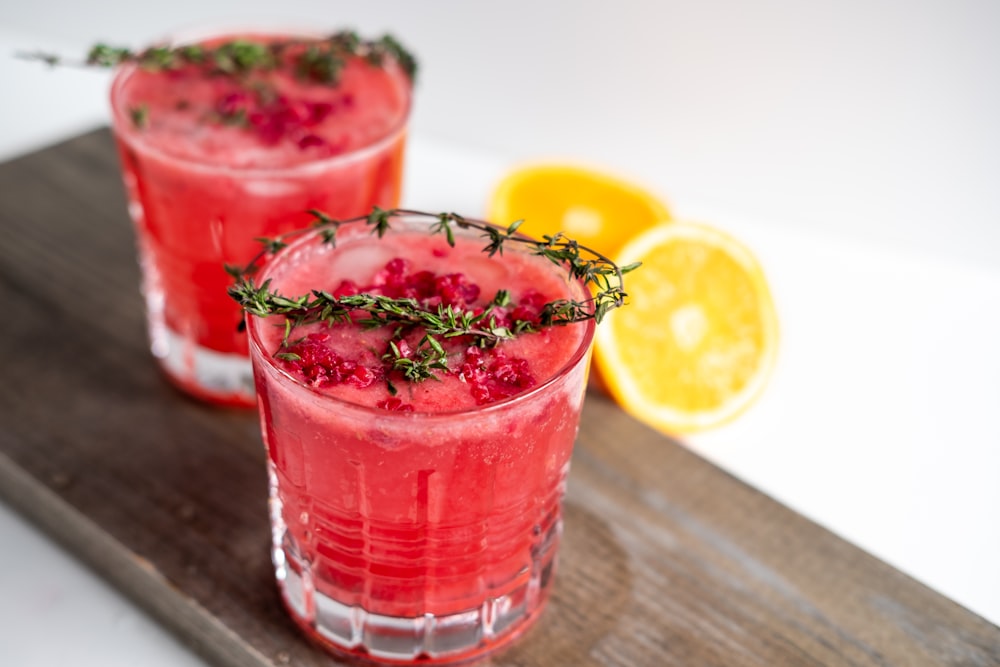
[1,128,997,667]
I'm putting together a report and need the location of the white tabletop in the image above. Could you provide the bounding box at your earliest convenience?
[2,3,998,663]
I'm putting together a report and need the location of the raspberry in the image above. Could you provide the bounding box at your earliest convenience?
[349,365,377,388]
[393,338,413,359]
[510,290,547,326]
[297,134,329,150]
[434,273,480,307]
[308,101,335,123]
[470,384,492,405]
[215,89,344,150]
[486,353,536,401]
[406,271,437,300]
[216,90,252,119]
[332,279,360,297]
[376,397,414,412]
[457,346,536,405]
[490,355,534,389]
[370,260,480,305]
[372,258,412,297]
[385,258,408,275]
[279,333,378,389]
[276,258,544,404]
[457,346,488,386]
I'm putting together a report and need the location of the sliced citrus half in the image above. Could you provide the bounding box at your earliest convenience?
[594,221,779,434]
[487,163,670,259]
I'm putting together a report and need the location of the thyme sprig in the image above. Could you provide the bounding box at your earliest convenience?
[227,208,640,383]
[19,30,417,83]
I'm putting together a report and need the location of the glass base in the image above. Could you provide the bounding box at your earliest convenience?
[279,573,550,665]
[268,464,556,664]
[151,325,256,408]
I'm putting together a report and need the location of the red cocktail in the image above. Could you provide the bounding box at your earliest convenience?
[109,31,414,406]
[237,212,603,663]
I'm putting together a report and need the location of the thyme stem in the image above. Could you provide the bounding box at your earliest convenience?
[18,30,418,84]
[227,207,641,383]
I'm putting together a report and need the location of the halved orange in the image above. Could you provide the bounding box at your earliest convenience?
[486,163,670,259]
[594,221,778,434]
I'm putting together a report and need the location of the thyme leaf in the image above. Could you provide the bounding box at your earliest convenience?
[19,30,418,85]
[227,208,640,384]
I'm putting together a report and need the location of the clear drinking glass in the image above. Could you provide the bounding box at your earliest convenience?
[244,216,596,663]
[109,29,413,407]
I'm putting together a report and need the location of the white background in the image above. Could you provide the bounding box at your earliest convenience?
[1,1,999,664]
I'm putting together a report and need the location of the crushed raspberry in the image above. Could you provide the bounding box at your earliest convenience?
[457,346,536,405]
[371,258,404,295]
[486,353,536,400]
[369,260,479,305]
[376,397,414,412]
[491,356,533,388]
[392,338,414,358]
[213,88,344,150]
[405,271,437,299]
[509,290,547,326]
[350,365,377,387]
[276,260,545,404]
[457,346,488,384]
[384,258,407,275]
[278,333,379,389]
[297,134,329,150]
[373,259,433,299]
[470,384,492,405]
[308,101,335,123]
[247,96,305,144]
[332,279,360,297]
[215,91,252,119]
[434,273,480,307]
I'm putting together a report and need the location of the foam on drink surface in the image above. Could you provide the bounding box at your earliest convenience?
[256,227,589,413]
[113,35,411,169]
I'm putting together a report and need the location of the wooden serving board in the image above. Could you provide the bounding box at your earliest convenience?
[1,129,998,666]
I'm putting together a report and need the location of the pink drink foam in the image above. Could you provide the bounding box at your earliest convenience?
[113,34,410,168]
[254,225,589,411]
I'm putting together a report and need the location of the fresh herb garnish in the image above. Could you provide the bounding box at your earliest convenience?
[227,208,640,386]
[20,31,416,143]
[128,104,149,129]
[19,30,418,83]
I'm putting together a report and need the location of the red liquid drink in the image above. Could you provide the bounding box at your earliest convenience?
[110,31,413,406]
[244,216,595,663]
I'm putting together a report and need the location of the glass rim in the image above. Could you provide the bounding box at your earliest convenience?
[108,27,414,177]
[245,217,597,420]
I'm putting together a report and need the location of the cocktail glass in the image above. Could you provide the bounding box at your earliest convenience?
[109,30,413,406]
[243,215,596,663]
